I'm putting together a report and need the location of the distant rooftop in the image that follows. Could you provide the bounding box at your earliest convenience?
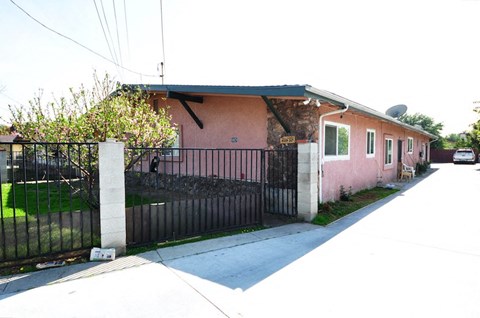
[0,135,20,143]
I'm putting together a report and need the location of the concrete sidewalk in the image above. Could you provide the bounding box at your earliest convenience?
[0,222,321,295]
[1,164,480,317]
[0,222,329,317]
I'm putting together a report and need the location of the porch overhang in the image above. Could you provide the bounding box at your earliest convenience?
[166,91,204,129]
[261,96,291,134]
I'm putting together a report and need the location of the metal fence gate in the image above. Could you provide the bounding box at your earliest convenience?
[125,147,297,247]
[0,142,100,263]
[264,149,298,216]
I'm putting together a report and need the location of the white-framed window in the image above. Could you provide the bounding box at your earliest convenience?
[163,126,181,157]
[324,121,350,161]
[407,137,414,154]
[385,138,393,165]
[366,129,375,157]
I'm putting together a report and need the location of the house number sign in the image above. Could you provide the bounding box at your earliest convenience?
[280,136,296,144]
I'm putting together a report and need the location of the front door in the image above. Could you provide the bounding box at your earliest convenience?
[397,140,403,163]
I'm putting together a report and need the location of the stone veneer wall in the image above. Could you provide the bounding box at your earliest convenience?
[267,99,324,149]
[125,172,261,198]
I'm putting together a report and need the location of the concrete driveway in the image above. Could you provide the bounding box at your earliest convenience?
[1,163,479,317]
[245,163,480,317]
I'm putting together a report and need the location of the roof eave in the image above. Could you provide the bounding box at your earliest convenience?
[123,84,309,98]
[122,83,437,140]
[304,86,437,140]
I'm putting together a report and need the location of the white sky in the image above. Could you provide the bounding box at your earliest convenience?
[1,0,480,135]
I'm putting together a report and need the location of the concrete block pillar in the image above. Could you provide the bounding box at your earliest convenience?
[297,143,318,221]
[99,139,126,255]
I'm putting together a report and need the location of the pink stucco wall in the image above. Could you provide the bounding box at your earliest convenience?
[146,94,267,178]
[320,111,431,202]
[152,94,267,149]
[147,93,432,202]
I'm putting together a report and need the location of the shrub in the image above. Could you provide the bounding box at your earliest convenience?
[339,185,352,201]
[415,162,429,175]
[318,201,333,213]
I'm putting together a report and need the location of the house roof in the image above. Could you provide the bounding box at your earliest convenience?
[124,84,309,98]
[123,84,437,139]
[0,135,21,143]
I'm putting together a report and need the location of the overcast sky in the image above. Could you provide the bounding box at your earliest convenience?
[1,0,480,135]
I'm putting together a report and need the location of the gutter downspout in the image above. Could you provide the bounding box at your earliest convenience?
[318,103,350,203]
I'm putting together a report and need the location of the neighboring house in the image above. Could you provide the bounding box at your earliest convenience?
[0,134,25,159]
[0,134,26,182]
[125,84,436,202]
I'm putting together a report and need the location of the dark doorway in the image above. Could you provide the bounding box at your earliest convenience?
[397,140,403,163]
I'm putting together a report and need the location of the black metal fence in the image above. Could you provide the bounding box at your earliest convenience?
[0,142,100,263]
[125,147,297,247]
[1,143,298,262]
[265,149,298,216]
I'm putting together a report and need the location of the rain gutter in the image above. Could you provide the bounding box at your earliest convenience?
[318,103,350,203]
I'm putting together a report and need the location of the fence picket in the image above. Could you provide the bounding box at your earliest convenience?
[124,147,297,247]
[0,142,100,264]
[1,144,299,263]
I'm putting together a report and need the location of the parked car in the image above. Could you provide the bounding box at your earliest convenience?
[453,148,476,164]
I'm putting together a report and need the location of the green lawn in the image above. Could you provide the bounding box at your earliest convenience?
[1,182,87,218]
[313,187,399,226]
[1,181,154,218]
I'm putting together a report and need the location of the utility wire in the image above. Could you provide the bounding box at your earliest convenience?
[123,0,131,64]
[93,0,120,74]
[160,0,166,83]
[9,0,158,77]
[95,0,123,80]
[0,91,24,106]
[112,0,124,67]
[99,0,120,67]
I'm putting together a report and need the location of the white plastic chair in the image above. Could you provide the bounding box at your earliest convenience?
[401,163,416,180]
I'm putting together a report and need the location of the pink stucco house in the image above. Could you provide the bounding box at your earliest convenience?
[126,84,435,203]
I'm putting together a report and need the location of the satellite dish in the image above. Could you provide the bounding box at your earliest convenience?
[385,104,407,118]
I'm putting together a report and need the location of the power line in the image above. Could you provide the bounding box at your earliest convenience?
[160,0,166,83]
[123,0,131,63]
[93,0,123,80]
[99,0,120,67]
[9,0,158,78]
[0,91,24,106]
[112,0,124,68]
[93,0,120,74]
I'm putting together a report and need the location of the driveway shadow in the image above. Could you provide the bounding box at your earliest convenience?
[1,168,437,297]
[162,168,437,291]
